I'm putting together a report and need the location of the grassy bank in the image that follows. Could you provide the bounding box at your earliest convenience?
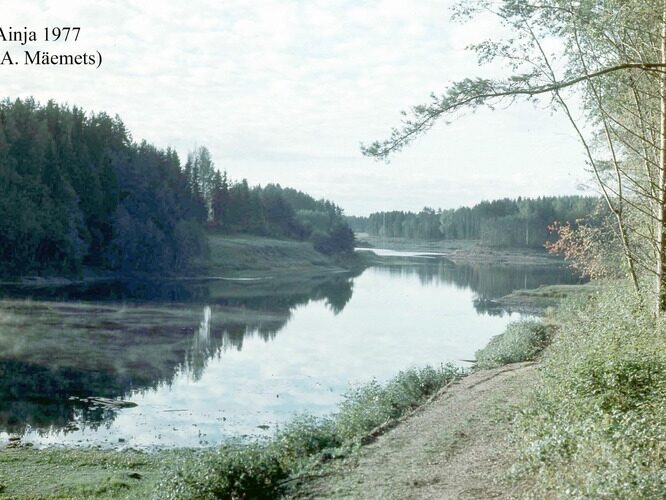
[474,320,556,369]
[475,285,666,497]
[357,234,560,266]
[199,233,366,279]
[489,283,598,315]
[6,234,366,287]
[0,447,172,498]
[510,285,666,497]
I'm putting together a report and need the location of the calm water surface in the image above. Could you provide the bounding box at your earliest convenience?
[0,251,579,449]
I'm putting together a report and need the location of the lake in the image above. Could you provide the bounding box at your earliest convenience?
[0,251,579,449]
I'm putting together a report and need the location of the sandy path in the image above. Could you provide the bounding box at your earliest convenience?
[291,362,536,499]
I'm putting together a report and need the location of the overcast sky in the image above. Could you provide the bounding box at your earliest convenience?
[4,0,591,215]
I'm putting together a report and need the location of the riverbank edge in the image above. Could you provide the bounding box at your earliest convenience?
[0,308,568,499]
[1,235,564,288]
[0,358,540,499]
[0,366,465,499]
[0,234,370,288]
[0,245,583,498]
[290,361,540,499]
[357,235,564,266]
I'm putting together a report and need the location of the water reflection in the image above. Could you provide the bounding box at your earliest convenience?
[0,273,358,437]
[371,259,582,314]
[0,255,579,444]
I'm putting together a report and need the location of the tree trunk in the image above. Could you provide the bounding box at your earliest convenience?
[658,0,666,313]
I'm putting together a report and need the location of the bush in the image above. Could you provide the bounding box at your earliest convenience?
[335,365,462,442]
[269,415,341,471]
[513,284,666,498]
[311,222,355,255]
[158,444,285,500]
[474,320,554,369]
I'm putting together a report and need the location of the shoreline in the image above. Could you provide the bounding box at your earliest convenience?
[357,235,564,266]
[0,238,583,498]
[0,361,541,499]
[0,234,369,290]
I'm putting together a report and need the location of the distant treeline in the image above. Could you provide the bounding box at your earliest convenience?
[347,196,599,248]
[0,98,353,277]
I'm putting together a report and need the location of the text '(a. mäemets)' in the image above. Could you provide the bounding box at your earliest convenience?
[0,26,103,68]
[1,50,102,67]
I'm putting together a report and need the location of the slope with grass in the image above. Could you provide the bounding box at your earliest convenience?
[290,320,553,499]
[291,285,666,499]
[512,286,666,497]
[196,233,364,279]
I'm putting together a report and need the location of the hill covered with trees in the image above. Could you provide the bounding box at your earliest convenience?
[0,98,354,278]
[347,196,599,248]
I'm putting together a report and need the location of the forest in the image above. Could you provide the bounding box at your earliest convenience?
[0,98,354,277]
[347,196,599,248]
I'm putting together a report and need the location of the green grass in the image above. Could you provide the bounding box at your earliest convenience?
[474,320,556,369]
[512,285,666,498]
[0,447,172,499]
[200,233,356,278]
[495,283,598,313]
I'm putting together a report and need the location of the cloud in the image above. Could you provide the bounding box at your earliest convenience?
[3,0,585,214]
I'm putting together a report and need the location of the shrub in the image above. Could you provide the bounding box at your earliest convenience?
[157,444,285,500]
[513,284,666,498]
[475,320,555,369]
[269,415,341,471]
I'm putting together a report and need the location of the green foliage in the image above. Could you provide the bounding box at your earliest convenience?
[269,415,341,470]
[0,98,207,276]
[207,179,355,255]
[474,320,555,369]
[353,196,599,247]
[0,98,356,277]
[514,285,666,497]
[335,365,462,442]
[311,222,355,256]
[159,444,285,500]
[157,364,463,499]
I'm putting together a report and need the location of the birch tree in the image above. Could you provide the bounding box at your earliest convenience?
[362,0,666,313]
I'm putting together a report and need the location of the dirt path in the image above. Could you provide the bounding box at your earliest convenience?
[291,362,537,499]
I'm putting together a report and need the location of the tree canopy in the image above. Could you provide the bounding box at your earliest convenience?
[349,195,598,248]
[0,98,355,277]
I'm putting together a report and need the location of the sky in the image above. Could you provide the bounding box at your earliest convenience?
[3,0,592,215]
